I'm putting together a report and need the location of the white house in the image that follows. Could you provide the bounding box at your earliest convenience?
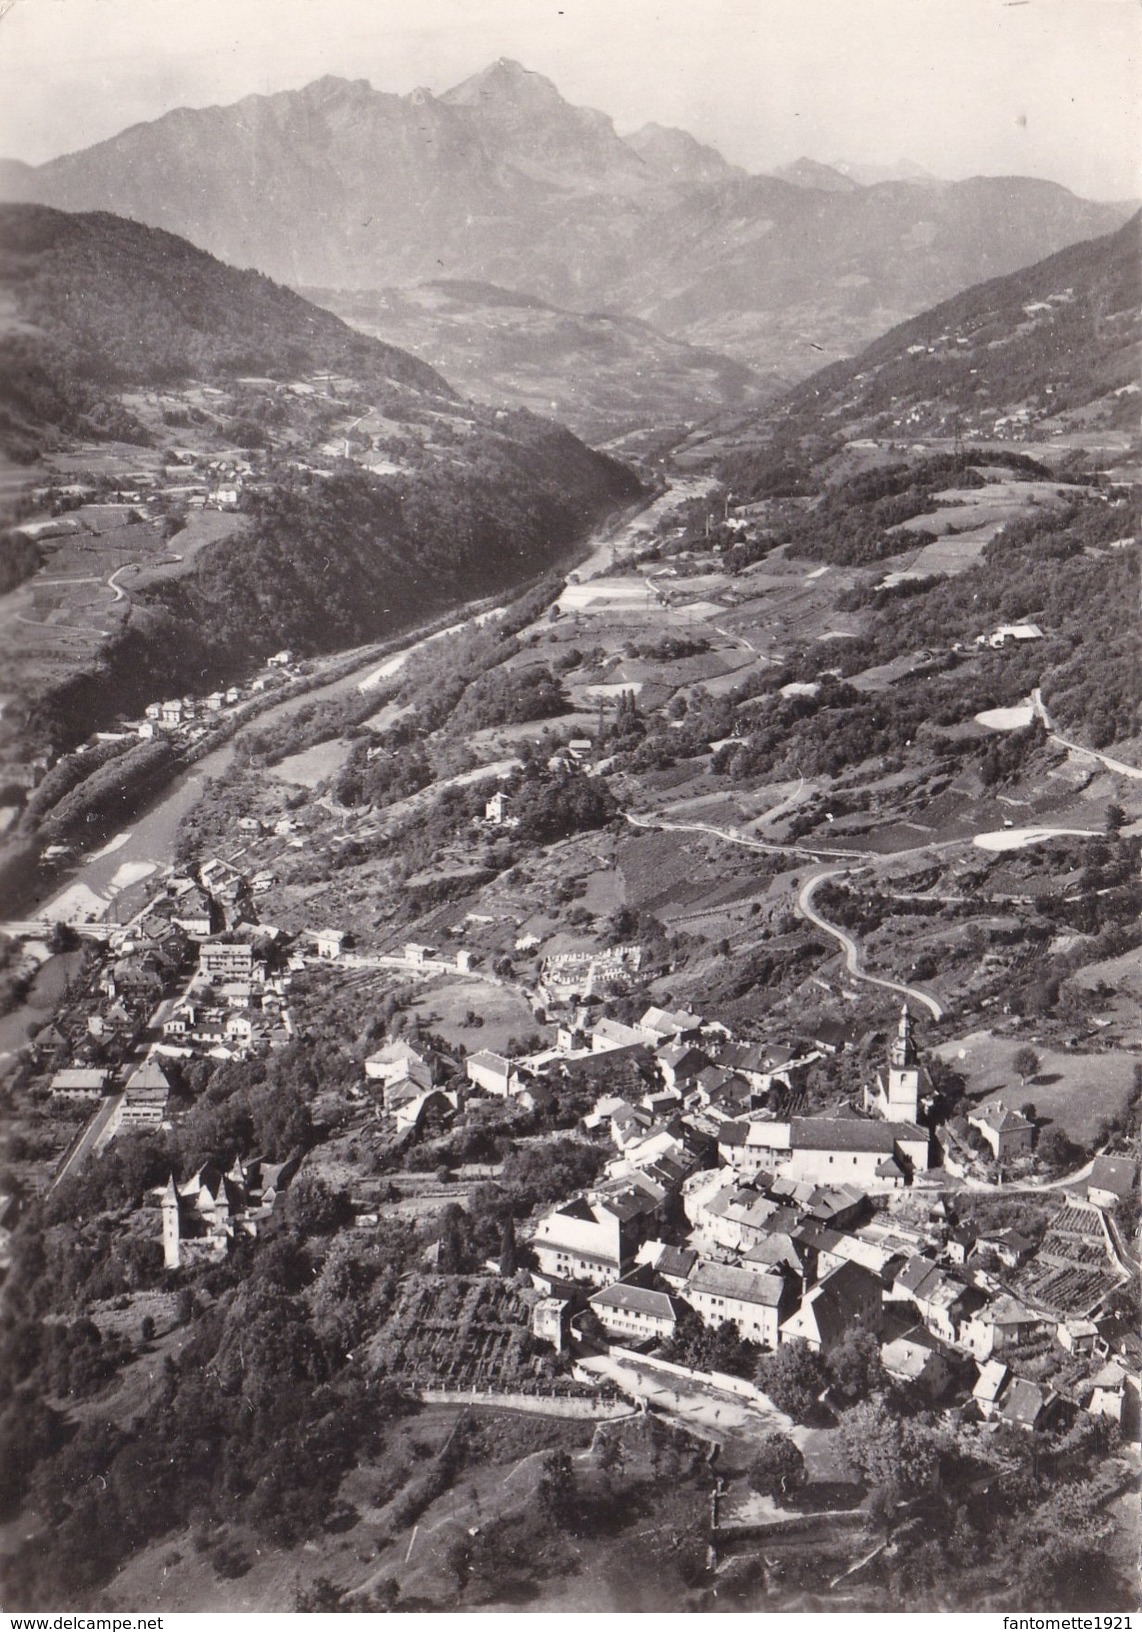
[484,790,518,827]
[717,1116,793,1177]
[684,1259,787,1348]
[532,1194,642,1286]
[589,1278,681,1344]
[365,1039,432,1087]
[466,1049,515,1096]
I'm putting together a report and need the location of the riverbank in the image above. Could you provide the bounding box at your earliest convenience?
[0,485,663,942]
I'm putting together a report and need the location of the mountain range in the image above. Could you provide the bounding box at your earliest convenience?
[2,60,1130,383]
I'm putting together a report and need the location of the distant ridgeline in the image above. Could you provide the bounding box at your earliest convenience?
[0,203,451,459]
[718,209,1142,501]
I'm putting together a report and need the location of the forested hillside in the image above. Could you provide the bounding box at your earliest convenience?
[0,204,452,456]
[30,425,641,747]
[718,210,1142,500]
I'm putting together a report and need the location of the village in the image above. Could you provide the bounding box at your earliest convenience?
[5,798,1138,1465]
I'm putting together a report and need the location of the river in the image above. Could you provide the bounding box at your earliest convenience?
[0,483,681,1071]
[1,491,664,928]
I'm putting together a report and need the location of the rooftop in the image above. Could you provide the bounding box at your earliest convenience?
[688,1260,785,1307]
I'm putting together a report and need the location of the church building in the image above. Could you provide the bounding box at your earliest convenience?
[863,1005,931,1124]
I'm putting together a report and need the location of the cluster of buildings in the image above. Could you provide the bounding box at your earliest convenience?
[158,1154,299,1269]
[127,651,301,745]
[538,943,642,1006]
[34,858,305,1192]
[480,1002,1140,1437]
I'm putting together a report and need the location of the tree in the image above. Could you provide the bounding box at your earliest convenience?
[1013,1047,1040,1087]
[838,1400,943,1496]
[826,1327,885,1405]
[537,1449,575,1525]
[436,1204,477,1274]
[755,1339,828,1423]
[1038,1126,1083,1173]
[746,1433,807,1502]
[497,1214,519,1278]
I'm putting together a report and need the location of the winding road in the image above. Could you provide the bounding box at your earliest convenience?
[623,808,946,1018]
[796,868,945,1019]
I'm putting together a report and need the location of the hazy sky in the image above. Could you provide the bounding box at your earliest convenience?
[0,0,1137,198]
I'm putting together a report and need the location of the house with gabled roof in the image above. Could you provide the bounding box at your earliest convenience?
[592,1018,647,1053]
[657,1042,711,1091]
[780,1260,883,1353]
[637,1005,703,1046]
[891,1253,985,1345]
[972,1358,1010,1418]
[1083,1360,1141,1440]
[962,1294,1049,1359]
[684,1259,790,1348]
[532,1185,654,1287]
[744,1232,816,1294]
[700,1185,780,1252]
[466,1049,515,1097]
[998,1376,1059,1433]
[967,1100,1034,1161]
[881,1327,953,1398]
[716,1115,791,1177]
[590,1275,682,1344]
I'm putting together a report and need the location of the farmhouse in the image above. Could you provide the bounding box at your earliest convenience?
[967,1101,1034,1161]
[977,623,1044,649]
[466,1049,515,1096]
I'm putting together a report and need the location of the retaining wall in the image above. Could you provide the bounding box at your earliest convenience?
[418,1386,637,1420]
[605,1345,789,1418]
